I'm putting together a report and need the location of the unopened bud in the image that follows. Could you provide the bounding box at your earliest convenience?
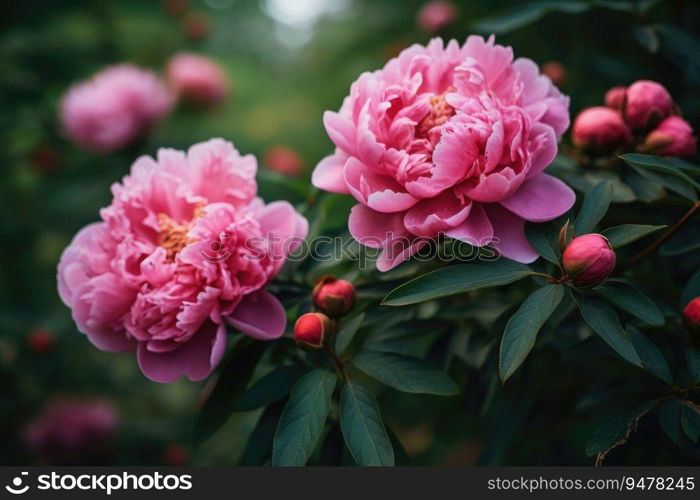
[604,86,626,110]
[312,275,356,317]
[683,297,700,346]
[28,328,54,353]
[294,312,331,349]
[572,107,632,152]
[624,80,674,130]
[643,116,697,157]
[562,234,616,288]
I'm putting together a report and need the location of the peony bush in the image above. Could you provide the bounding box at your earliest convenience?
[5,0,700,467]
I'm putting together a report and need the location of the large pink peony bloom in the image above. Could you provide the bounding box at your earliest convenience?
[312,36,574,270]
[60,64,173,153]
[57,139,308,382]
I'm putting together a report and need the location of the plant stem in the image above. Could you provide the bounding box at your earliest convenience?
[627,200,700,268]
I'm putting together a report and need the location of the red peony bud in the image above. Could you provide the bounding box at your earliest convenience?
[28,329,55,353]
[312,275,356,317]
[562,234,616,288]
[643,116,697,157]
[183,11,209,40]
[572,107,633,152]
[623,80,674,130]
[263,146,304,177]
[683,297,700,345]
[294,312,331,349]
[604,86,626,110]
[541,61,566,86]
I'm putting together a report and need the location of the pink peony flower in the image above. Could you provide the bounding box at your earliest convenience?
[24,399,118,460]
[572,107,632,152]
[604,86,626,110]
[644,116,697,157]
[417,1,457,33]
[312,36,574,270]
[57,138,308,382]
[167,52,229,107]
[60,64,173,153]
[623,80,674,130]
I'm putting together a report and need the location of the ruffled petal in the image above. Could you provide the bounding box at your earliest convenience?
[311,153,351,194]
[445,203,494,246]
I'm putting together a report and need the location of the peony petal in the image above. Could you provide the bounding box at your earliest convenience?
[323,111,355,154]
[137,321,225,383]
[227,290,286,340]
[377,238,428,272]
[484,204,538,263]
[403,190,471,237]
[348,204,407,249]
[527,122,557,175]
[498,173,575,223]
[344,158,418,213]
[445,203,494,246]
[311,154,351,194]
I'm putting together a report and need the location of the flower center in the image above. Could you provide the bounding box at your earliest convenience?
[157,207,204,260]
[415,88,456,139]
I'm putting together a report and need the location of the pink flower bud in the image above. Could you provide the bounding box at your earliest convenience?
[263,145,304,176]
[604,86,626,110]
[312,275,356,317]
[623,80,674,130]
[417,1,456,33]
[683,297,700,342]
[562,234,616,287]
[167,52,228,108]
[542,61,566,86]
[644,116,697,157]
[294,312,331,349]
[572,107,632,152]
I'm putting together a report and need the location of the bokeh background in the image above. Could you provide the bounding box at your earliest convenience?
[1,0,699,465]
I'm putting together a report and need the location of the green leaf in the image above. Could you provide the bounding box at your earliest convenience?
[382,259,533,306]
[627,326,673,384]
[525,221,561,264]
[629,165,697,202]
[601,224,665,249]
[352,350,459,396]
[624,170,665,203]
[681,404,700,443]
[240,399,286,465]
[659,399,685,445]
[687,350,700,384]
[574,293,642,367]
[585,402,654,459]
[656,24,700,85]
[681,271,700,309]
[335,313,365,356]
[574,180,613,235]
[499,284,565,382]
[622,153,700,199]
[236,366,310,412]
[340,381,394,466]
[472,1,589,35]
[594,282,664,326]
[194,340,268,445]
[566,172,636,204]
[272,369,337,466]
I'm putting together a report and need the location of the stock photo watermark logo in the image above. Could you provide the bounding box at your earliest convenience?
[199,231,502,268]
[4,471,192,496]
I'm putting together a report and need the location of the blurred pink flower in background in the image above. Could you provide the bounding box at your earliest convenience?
[60,64,173,153]
[312,36,573,270]
[167,52,229,107]
[417,1,457,33]
[263,145,304,176]
[604,86,626,110]
[572,106,632,152]
[24,399,118,461]
[644,116,697,157]
[57,138,307,382]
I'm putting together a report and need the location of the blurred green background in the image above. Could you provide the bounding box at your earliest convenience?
[1,0,699,465]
